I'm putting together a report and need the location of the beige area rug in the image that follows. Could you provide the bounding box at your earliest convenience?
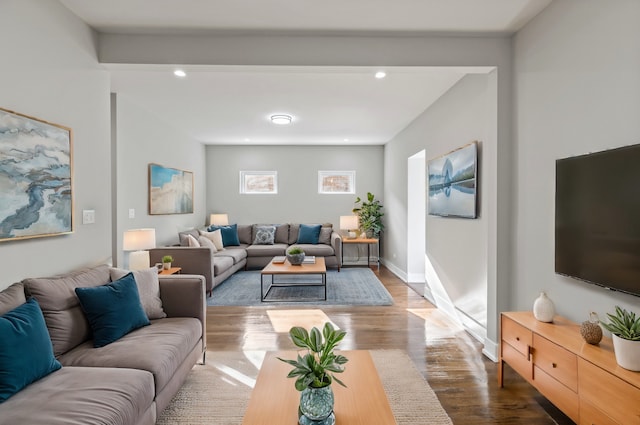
[157,349,453,425]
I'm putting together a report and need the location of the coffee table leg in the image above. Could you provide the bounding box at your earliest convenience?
[323,273,327,301]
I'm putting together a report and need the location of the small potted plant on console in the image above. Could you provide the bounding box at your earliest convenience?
[601,306,640,371]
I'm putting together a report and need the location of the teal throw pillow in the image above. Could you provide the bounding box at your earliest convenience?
[207,223,240,246]
[297,224,322,244]
[75,273,150,348]
[0,298,62,402]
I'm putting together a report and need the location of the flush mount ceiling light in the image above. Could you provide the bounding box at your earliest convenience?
[173,69,186,78]
[270,114,292,125]
[375,71,387,79]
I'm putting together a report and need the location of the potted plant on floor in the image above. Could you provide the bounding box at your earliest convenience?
[601,306,640,371]
[286,246,305,265]
[352,192,384,238]
[162,255,173,270]
[278,322,349,425]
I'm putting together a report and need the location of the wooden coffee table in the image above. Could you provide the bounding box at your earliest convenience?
[260,257,327,302]
[242,350,397,424]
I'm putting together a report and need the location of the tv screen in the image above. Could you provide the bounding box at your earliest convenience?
[555,144,640,297]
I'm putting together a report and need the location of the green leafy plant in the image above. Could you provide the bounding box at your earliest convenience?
[287,246,304,255]
[601,306,640,341]
[352,192,384,238]
[162,255,173,264]
[278,322,349,390]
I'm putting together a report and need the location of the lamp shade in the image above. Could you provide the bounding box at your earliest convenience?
[340,215,359,230]
[123,229,156,251]
[210,214,229,226]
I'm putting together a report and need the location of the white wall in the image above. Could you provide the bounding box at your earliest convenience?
[513,0,640,321]
[205,144,383,226]
[0,0,111,289]
[385,73,496,344]
[113,94,207,266]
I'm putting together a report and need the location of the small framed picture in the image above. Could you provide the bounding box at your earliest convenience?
[240,171,278,194]
[318,171,356,194]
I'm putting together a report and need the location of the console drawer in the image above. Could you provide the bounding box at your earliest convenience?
[578,358,640,425]
[501,315,532,357]
[502,340,532,381]
[533,366,579,423]
[533,334,578,391]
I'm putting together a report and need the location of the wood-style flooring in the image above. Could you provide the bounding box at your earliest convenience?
[206,266,574,424]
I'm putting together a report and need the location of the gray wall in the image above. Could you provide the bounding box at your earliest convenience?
[512,1,640,322]
[0,0,111,289]
[205,145,383,230]
[113,95,207,266]
[384,73,496,344]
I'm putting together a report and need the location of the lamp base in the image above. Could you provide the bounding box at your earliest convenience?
[129,250,150,271]
[348,231,357,239]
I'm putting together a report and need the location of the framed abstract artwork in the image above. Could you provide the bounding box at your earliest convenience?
[318,171,356,194]
[148,164,194,215]
[240,171,278,194]
[0,108,73,242]
[427,141,478,219]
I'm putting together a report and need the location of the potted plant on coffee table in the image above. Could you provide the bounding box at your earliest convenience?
[286,246,305,265]
[601,306,640,371]
[278,322,349,425]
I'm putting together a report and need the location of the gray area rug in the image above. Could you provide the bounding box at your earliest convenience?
[157,349,453,425]
[207,268,394,306]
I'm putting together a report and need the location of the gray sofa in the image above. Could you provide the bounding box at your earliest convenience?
[0,264,206,425]
[150,223,342,296]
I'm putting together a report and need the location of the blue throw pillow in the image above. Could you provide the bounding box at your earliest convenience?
[0,298,62,402]
[297,224,322,244]
[207,223,240,246]
[75,273,150,348]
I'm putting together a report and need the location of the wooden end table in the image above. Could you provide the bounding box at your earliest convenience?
[260,257,326,302]
[341,238,380,270]
[159,267,181,275]
[242,350,396,424]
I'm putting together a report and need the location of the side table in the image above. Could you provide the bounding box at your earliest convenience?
[341,238,380,270]
[159,267,181,275]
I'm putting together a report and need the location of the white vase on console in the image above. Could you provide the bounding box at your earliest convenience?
[533,292,555,322]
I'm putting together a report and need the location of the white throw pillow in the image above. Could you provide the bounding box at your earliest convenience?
[201,229,224,250]
[109,267,166,320]
[198,235,217,252]
[186,234,200,247]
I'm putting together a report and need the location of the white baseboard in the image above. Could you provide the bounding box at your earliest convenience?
[482,338,499,362]
[382,259,407,282]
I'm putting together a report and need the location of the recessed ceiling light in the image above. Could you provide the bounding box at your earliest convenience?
[270,114,292,125]
[173,69,186,78]
[244,138,250,142]
[344,138,350,142]
[375,71,386,79]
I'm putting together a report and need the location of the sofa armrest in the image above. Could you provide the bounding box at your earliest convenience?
[150,247,214,294]
[331,231,342,268]
[159,275,206,353]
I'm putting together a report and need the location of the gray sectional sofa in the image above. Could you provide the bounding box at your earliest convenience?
[150,223,342,296]
[0,264,206,425]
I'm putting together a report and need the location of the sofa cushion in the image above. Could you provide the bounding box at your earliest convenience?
[0,282,26,315]
[246,243,288,257]
[252,224,288,244]
[212,255,234,275]
[297,224,322,244]
[0,366,155,425]
[237,224,252,244]
[288,223,300,245]
[214,247,248,265]
[319,226,333,244]
[58,317,202,396]
[198,235,218,252]
[23,264,111,357]
[110,267,166,320]
[199,229,222,251]
[253,225,276,245]
[295,243,335,257]
[208,224,240,246]
[75,273,150,347]
[0,298,62,403]
[179,229,200,246]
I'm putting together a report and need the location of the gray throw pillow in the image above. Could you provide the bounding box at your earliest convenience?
[319,227,332,244]
[110,267,166,320]
[253,226,276,245]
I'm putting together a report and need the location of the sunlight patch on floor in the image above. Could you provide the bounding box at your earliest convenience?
[267,309,338,333]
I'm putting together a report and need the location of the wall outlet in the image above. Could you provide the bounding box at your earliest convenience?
[82,209,95,224]
[129,208,135,219]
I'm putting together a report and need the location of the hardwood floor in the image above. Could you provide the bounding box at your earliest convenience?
[206,266,574,424]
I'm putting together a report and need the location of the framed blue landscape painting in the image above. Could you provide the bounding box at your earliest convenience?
[427,141,478,219]
[0,108,73,242]
[148,164,193,215]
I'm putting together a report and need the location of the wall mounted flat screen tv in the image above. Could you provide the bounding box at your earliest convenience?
[555,143,640,297]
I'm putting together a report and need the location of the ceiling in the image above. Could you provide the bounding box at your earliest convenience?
[60,0,552,145]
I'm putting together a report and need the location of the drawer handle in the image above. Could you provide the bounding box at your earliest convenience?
[552,363,557,368]
[516,337,520,341]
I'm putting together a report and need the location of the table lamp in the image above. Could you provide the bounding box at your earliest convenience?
[210,213,229,226]
[340,215,359,239]
[123,228,156,270]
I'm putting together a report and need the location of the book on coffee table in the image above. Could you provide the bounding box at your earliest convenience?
[272,256,286,264]
[302,256,316,264]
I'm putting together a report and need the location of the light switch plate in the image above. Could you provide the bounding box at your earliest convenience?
[129,208,135,219]
[82,209,95,224]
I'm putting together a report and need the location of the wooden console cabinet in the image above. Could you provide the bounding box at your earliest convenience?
[499,311,640,424]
